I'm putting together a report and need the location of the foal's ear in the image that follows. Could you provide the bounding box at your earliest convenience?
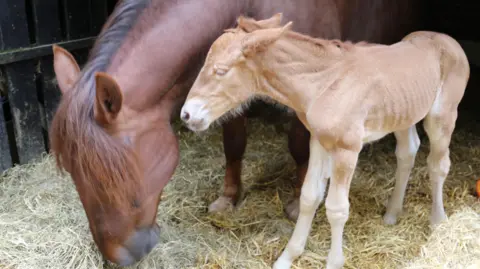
[52,45,81,94]
[241,21,292,56]
[94,72,123,126]
[237,13,283,32]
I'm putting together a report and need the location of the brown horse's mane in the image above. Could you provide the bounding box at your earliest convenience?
[49,0,149,213]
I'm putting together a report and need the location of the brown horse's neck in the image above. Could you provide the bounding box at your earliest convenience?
[106,0,248,112]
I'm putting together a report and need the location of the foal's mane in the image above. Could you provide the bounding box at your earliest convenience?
[49,0,149,212]
[226,21,371,52]
[279,27,373,51]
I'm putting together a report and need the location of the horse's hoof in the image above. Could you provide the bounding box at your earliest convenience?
[285,199,299,221]
[326,251,345,269]
[383,213,398,225]
[208,196,234,213]
[272,257,292,269]
[430,211,447,226]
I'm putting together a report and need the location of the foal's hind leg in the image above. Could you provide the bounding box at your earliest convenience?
[383,126,420,225]
[423,108,457,225]
[285,116,310,221]
[209,116,247,213]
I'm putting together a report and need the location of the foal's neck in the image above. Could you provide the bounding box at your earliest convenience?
[256,35,349,113]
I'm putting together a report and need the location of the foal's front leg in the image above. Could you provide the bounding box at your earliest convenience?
[325,147,359,269]
[208,115,247,212]
[273,138,330,269]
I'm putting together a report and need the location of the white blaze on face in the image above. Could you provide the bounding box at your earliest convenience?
[180,98,211,132]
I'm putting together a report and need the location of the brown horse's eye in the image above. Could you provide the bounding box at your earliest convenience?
[104,100,113,112]
[132,199,140,209]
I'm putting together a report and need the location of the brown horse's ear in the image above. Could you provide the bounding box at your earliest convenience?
[52,45,81,94]
[237,13,283,32]
[94,72,123,126]
[241,21,292,56]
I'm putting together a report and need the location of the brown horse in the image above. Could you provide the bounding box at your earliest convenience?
[49,0,425,266]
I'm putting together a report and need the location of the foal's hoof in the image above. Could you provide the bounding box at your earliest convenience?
[326,251,345,269]
[285,199,299,221]
[383,213,399,225]
[430,211,447,226]
[208,196,234,213]
[272,256,293,269]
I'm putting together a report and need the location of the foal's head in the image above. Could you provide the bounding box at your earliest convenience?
[50,46,175,266]
[180,14,292,131]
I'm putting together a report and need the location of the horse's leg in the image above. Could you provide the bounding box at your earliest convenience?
[324,146,359,269]
[423,105,457,225]
[285,116,310,221]
[273,138,330,269]
[383,126,420,225]
[208,116,247,213]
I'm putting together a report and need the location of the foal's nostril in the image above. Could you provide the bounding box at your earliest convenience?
[181,111,190,121]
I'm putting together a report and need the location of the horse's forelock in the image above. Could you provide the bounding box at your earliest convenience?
[50,87,144,214]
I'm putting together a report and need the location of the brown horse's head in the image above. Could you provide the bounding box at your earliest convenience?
[50,45,179,266]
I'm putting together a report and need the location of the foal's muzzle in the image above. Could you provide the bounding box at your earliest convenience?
[180,99,210,131]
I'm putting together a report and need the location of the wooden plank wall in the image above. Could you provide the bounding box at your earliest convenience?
[0,0,117,171]
[0,97,12,171]
[0,0,45,165]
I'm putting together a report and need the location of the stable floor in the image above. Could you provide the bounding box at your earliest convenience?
[0,109,479,269]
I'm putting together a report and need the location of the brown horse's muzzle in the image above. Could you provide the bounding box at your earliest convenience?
[113,224,161,266]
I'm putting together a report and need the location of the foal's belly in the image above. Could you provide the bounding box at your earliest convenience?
[363,130,390,144]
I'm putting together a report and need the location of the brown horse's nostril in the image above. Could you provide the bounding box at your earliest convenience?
[181,111,190,121]
[116,226,161,266]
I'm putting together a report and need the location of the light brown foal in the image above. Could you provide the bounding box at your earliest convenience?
[180,14,470,269]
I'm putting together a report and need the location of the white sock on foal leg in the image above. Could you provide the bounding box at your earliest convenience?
[273,139,330,269]
[325,149,358,269]
[325,183,349,269]
[384,126,420,225]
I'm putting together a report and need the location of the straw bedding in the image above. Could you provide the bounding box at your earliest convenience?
[0,110,479,269]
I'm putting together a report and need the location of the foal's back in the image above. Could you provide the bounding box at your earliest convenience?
[339,31,469,132]
[401,31,470,103]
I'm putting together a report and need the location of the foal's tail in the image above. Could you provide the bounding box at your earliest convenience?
[435,32,470,89]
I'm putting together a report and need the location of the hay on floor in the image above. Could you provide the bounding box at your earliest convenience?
[0,114,479,269]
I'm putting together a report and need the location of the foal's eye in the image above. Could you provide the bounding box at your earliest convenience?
[213,64,229,76]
